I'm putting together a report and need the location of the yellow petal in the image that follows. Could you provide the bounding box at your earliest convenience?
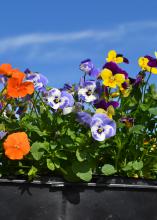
[116,56,123,63]
[96,108,106,114]
[114,74,125,86]
[100,68,113,81]
[155,51,157,58]
[106,50,117,62]
[151,67,157,74]
[103,79,117,88]
[138,57,149,69]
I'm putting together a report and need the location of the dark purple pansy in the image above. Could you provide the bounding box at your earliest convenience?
[144,55,157,67]
[80,59,100,78]
[103,62,128,79]
[94,99,119,110]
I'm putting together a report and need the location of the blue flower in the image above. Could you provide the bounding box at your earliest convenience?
[78,81,97,102]
[44,88,74,112]
[90,114,116,141]
[80,59,100,78]
[0,131,7,140]
[25,69,48,92]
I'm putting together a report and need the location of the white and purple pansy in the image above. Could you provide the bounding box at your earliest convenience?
[25,70,48,92]
[44,88,74,112]
[79,59,100,78]
[78,81,97,102]
[90,114,116,141]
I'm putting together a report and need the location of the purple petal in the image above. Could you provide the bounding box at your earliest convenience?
[77,112,92,127]
[145,55,157,67]
[103,62,128,79]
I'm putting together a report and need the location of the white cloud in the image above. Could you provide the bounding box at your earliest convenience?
[0,20,157,53]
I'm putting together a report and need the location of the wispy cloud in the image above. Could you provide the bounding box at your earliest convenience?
[0,20,157,54]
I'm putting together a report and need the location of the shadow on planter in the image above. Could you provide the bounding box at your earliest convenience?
[0,177,157,220]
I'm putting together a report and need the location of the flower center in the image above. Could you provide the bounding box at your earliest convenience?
[109,76,115,83]
[97,127,104,134]
[54,96,61,103]
[86,89,92,96]
[14,145,20,149]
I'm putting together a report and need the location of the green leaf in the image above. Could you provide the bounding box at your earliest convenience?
[149,107,157,116]
[132,161,143,170]
[101,164,116,175]
[55,151,67,160]
[47,159,55,171]
[57,116,63,124]
[72,161,92,181]
[122,162,133,171]
[76,149,87,162]
[140,104,149,111]
[30,142,49,160]
[28,166,37,177]
[129,125,145,134]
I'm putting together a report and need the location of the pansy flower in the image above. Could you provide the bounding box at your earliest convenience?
[106,50,129,64]
[100,68,125,88]
[78,81,97,102]
[120,117,134,128]
[25,69,48,92]
[80,59,100,78]
[138,53,157,74]
[103,62,128,79]
[90,113,116,141]
[3,132,31,160]
[6,70,34,98]
[44,88,74,112]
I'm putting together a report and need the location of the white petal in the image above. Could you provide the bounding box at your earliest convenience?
[63,107,73,115]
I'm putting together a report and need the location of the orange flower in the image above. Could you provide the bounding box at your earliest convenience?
[3,132,31,160]
[0,63,19,76]
[7,70,34,98]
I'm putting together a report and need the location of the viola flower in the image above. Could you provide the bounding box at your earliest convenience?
[103,62,128,79]
[0,64,13,76]
[106,50,129,64]
[25,69,48,92]
[138,53,157,74]
[80,59,100,78]
[6,71,34,98]
[78,81,97,102]
[0,131,7,140]
[3,132,31,160]
[44,88,74,111]
[120,117,134,128]
[94,100,119,119]
[100,68,125,88]
[90,113,116,141]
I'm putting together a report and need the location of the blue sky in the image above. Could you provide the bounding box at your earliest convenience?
[0,0,157,87]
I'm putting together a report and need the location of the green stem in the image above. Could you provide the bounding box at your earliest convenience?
[142,72,151,102]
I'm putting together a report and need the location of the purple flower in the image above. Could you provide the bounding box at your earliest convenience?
[103,62,128,79]
[90,114,116,141]
[77,112,92,127]
[94,99,119,110]
[78,81,97,102]
[0,75,7,85]
[0,131,7,140]
[120,117,134,128]
[44,88,74,111]
[80,59,100,78]
[25,70,48,92]
[144,55,157,68]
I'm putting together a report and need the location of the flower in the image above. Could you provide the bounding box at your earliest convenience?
[138,54,157,74]
[80,59,100,78]
[100,68,125,88]
[3,132,31,160]
[106,50,129,64]
[0,64,13,76]
[0,131,7,140]
[6,71,34,98]
[103,62,129,79]
[120,117,134,128]
[25,69,48,92]
[44,88,74,111]
[90,113,116,141]
[78,81,97,102]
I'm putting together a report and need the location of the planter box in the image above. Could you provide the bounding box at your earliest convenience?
[0,176,157,220]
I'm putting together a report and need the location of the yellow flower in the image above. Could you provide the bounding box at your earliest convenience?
[138,57,157,74]
[96,106,115,119]
[106,50,123,63]
[110,92,120,98]
[100,68,125,88]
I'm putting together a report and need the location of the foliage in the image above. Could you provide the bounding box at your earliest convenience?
[0,51,157,182]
